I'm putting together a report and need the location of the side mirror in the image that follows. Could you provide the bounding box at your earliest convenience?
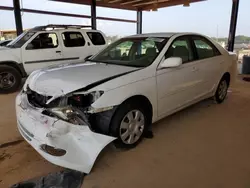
[85,55,92,61]
[159,57,182,69]
[26,43,33,50]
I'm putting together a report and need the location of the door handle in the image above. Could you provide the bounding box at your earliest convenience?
[56,51,61,53]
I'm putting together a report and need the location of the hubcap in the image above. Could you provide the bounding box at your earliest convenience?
[0,72,15,89]
[218,80,228,100]
[119,110,145,145]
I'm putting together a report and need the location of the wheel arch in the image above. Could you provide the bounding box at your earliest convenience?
[89,95,153,136]
[0,61,27,77]
[119,95,153,119]
[223,72,231,85]
[107,94,153,147]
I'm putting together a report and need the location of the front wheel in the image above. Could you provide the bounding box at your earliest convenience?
[0,65,22,94]
[110,101,150,149]
[214,76,229,104]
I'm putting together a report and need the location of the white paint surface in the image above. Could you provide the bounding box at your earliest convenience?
[16,33,237,173]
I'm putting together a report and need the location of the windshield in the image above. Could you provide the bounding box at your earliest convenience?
[91,37,169,67]
[7,31,36,48]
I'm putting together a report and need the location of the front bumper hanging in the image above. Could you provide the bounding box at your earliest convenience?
[16,92,116,174]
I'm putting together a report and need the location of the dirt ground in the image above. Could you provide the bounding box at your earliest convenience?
[1,79,250,188]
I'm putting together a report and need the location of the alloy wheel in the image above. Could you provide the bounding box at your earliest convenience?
[0,72,16,89]
[218,80,228,100]
[119,110,145,144]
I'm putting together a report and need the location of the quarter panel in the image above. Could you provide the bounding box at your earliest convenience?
[0,48,22,64]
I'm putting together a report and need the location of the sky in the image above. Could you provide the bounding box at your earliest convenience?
[0,0,249,38]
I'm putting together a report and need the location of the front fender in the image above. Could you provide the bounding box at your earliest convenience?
[91,77,158,122]
[0,48,22,63]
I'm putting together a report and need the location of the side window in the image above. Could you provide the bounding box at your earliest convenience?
[193,37,221,59]
[165,38,194,63]
[62,32,85,47]
[87,32,106,45]
[27,33,58,50]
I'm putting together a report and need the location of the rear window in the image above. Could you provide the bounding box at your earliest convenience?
[62,32,85,47]
[192,36,221,59]
[87,32,106,45]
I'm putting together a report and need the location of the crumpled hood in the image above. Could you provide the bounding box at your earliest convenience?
[26,62,138,97]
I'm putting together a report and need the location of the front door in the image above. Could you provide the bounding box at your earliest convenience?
[22,31,64,75]
[157,36,202,118]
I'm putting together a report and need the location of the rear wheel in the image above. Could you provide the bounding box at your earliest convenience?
[0,65,22,94]
[214,76,229,104]
[110,101,150,149]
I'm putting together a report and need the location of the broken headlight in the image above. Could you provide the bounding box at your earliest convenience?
[49,106,88,125]
[47,91,104,125]
[68,91,104,108]
[89,91,104,102]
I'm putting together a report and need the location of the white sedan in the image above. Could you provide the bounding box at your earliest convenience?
[16,32,237,173]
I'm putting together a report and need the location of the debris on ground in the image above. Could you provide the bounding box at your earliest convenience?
[243,77,250,82]
[10,169,85,188]
[0,151,12,162]
[0,140,24,149]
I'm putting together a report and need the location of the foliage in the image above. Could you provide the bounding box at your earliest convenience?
[212,35,250,44]
[106,35,120,43]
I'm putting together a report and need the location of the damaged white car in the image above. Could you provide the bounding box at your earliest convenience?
[16,33,237,173]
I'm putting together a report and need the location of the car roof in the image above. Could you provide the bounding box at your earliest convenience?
[127,32,202,38]
[29,25,101,33]
[32,28,100,32]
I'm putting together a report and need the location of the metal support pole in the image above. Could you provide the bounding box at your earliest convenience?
[13,0,23,36]
[137,11,142,34]
[227,0,240,52]
[91,0,97,30]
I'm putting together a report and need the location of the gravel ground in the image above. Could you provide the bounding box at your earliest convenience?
[1,78,250,188]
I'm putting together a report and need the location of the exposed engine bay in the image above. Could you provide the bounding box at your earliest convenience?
[26,86,115,135]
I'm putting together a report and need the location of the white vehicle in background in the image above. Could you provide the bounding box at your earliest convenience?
[0,25,108,93]
[16,32,237,174]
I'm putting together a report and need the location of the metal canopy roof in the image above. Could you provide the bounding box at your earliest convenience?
[52,0,205,11]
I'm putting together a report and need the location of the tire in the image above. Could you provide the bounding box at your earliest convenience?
[110,101,150,149]
[0,65,22,94]
[214,75,229,104]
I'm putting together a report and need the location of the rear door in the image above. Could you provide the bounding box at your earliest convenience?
[190,35,223,96]
[22,31,64,74]
[60,30,89,63]
[85,31,107,55]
